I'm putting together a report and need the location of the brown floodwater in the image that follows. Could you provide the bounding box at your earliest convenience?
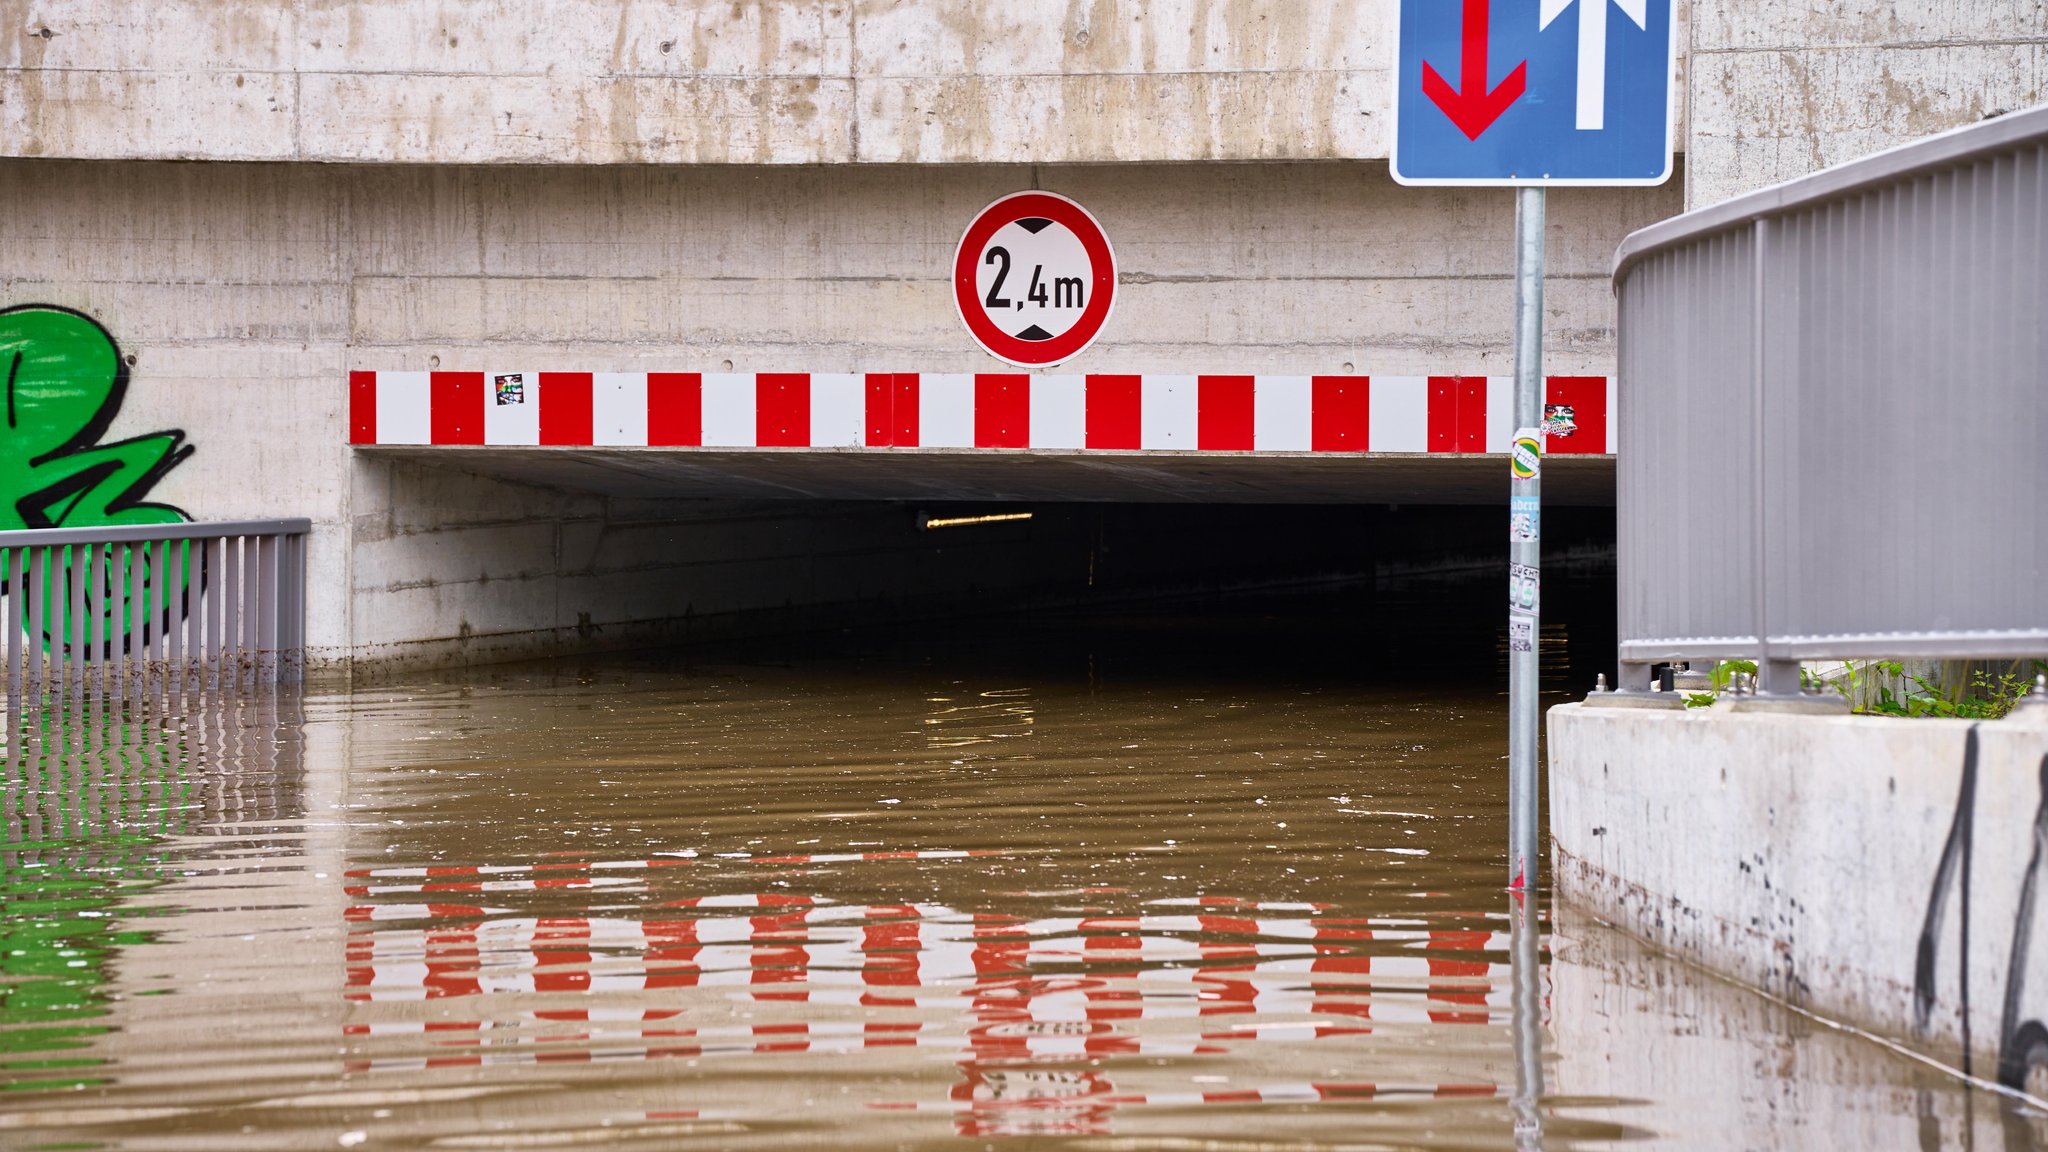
[2,590,2040,1150]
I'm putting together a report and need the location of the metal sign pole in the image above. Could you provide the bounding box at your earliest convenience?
[1508,186,1545,893]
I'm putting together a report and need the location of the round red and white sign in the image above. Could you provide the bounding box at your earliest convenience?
[953,191,1117,368]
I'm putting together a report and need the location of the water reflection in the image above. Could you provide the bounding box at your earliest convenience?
[340,884,1508,1137]
[0,596,2041,1148]
[1,687,303,1094]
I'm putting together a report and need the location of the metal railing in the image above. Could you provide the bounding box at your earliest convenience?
[1,520,310,694]
[1609,105,2048,695]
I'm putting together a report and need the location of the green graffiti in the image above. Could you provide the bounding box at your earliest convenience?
[2,306,196,656]
[1,305,191,532]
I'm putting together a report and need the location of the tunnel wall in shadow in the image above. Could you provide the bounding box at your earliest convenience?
[346,457,1614,678]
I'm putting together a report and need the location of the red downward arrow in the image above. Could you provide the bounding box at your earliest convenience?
[1421,0,1527,140]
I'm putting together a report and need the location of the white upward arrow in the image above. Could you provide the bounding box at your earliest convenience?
[1539,0,1647,131]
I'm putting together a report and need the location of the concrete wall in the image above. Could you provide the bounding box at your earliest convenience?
[3,1,1392,164]
[1548,700,2048,1096]
[1685,2,2048,206]
[12,0,2040,210]
[0,158,1674,667]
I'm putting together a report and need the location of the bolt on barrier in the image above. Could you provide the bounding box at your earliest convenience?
[1604,104,2048,700]
[0,519,311,696]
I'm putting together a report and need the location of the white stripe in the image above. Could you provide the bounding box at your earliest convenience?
[374,372,431,445]
[1140,375,1198,449]
[484,370,540,446]
[810,373,864,448]
[1029,374,1086,450]
[1372,955,1433,980]
[1485,377,1514,452]
[1252,376,1312,452]
[1366,376,1428,452]
[592,373,648,446]
[700,374,755,447]
[919,374,974,448]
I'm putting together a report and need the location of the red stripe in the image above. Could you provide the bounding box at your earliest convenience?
[1426,929,1491,1024]
[648,373,701,446]
[756,373,810,447]
[1426,376,1460,453]
[891,373,920,447]
[1197,375,1255,450]
[1311,376,1368,452]
[429,372,484,445]
[865,373,896,447]
[532,918,592,994]
[349,370,377,444]
[643,918,701,990]
[1453,376,1488,451]
[974,374,1030,448]
[1544,375,1608,453]
[1085,375,1141,449]
[538,372,594,446]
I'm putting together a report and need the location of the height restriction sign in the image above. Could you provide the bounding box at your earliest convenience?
[953,191,1117,367]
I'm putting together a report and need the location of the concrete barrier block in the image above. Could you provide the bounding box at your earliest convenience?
[1550,701,2048,1091]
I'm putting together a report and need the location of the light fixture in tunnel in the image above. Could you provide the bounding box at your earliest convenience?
[919,511,1035,531]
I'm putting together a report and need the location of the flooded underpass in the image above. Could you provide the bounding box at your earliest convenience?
[4,528,2039,1150]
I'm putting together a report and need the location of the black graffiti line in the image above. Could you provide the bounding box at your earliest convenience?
[5,349,19,428]
[1996,752,2048,1090]
[1913,724,1978,1075]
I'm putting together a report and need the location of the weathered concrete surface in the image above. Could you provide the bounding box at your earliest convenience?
[1685,1,2048,206]
[2,1,1393,164]
[1549,701,2048,1095]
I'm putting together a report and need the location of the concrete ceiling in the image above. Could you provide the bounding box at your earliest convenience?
[359,447,1615,506]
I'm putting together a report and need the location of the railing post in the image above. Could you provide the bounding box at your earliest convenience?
[258,533,278,686]
[3,547,17,696]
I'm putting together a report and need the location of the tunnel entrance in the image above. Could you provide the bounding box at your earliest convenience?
[704,501,1618,698]
[351,448,1616,689]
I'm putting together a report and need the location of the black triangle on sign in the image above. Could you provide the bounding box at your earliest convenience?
[1015,217,1054,234]
[1015,324,1055,341]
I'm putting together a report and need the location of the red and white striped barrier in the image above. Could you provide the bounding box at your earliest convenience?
[348,371,1614,454]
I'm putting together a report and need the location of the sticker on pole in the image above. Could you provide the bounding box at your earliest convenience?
[954,191,1117,368]
[1510,562,1540,614]
[1510,494,1541,541]
[1508,617,1535,653]
[1510,427,1543,480]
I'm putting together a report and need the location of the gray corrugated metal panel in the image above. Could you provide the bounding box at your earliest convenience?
[1614,115,2048,667]
[1616,232,1757,650]
[1758,144,2048,645]
[1614,103,2048,285]
[0,519,312,547]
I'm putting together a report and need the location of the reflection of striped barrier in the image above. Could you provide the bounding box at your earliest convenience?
[348,371,1614,454]
[340,884,1513,1132]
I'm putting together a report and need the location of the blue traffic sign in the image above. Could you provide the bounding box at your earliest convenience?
[1392,0,1676,186]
